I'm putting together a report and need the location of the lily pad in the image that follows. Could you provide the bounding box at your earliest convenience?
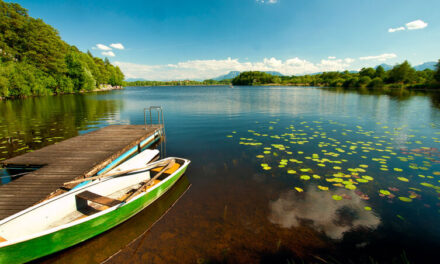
[398,197,412,202]
[345,184,357,190]
[397,177,409,182]
[300,175,311,180]
[379,190,391,195]
[294,187,304,192]
[332,195,343,201]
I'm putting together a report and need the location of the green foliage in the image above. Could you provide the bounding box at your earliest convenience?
[0,0,123,98]
[125,78,231,87]
[388,61,416,84]
[230,59,440,90]
[343,77,358,88]
[359,67,376,79]
[375,65,385,79]
[357,76,371,88]
[232,71,277,85]
[367,77,384,89]
[435,60,440,83]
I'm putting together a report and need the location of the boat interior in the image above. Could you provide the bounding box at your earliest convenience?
[0,159,183,243]
[74,161,182,217]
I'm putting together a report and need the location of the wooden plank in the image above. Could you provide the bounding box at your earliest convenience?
[0,125,162,220]
[76,191,121,207]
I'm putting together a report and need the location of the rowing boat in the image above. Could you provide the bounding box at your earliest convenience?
[0,157,190,263]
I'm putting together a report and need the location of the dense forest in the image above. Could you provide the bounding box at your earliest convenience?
[232,60,440,89]
[124,78,230,87]
[0,1,124,99]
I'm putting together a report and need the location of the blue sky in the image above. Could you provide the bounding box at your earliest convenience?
[9,0,440,80]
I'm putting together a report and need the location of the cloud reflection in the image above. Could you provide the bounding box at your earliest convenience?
[269,187,381,239]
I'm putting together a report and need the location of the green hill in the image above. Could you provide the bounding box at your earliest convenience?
[0,0,124,98]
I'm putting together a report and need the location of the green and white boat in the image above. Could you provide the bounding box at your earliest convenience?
[0,157,190,264]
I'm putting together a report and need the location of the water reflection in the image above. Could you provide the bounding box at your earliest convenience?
[0,92,123,162]
[2,86,440,263]
[269,187,381,239]
[34,175,191,264]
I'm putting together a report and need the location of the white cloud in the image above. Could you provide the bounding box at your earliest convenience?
[96,44,112,51]
[101,51,115,57]
[110,43,125,50]
[388,19,428,33]
[328,56,336,59]
[359,53,397,61]
[388,26,405,33]
[114,56,357,80]
[269,188,380,239]
[317,58,354,72]
[406,19,428,30]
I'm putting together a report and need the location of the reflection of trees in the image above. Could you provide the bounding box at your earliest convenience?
[0,93,123,159]
[321,87,434,103]
[429,92,440,110]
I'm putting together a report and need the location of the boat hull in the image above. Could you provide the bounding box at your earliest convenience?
[0,160,188,264]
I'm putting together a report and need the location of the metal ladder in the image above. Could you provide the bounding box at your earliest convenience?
[144,106,166,157]
[144,106,165,134]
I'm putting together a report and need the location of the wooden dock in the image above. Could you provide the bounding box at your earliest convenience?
[0,125,163,220]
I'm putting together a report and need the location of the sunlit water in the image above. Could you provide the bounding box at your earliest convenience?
[2,86,440,263]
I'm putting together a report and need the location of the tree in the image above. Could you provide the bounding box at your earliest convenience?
[357,76,371,88]
[359,67,376,79]
[388,61,416,84]
[375,65,385,79]
[0,0,124,98]
[232,71,276,85]
[65,51,96,91]
[343,78,358,88]
[435,59,440,83]
[367,77,384,89]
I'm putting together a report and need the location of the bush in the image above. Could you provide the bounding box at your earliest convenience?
[343,78,358,88]
[367,77,384,89]
[356,76,371,88]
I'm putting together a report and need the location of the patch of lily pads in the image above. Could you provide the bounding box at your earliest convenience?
[227,117,440,215]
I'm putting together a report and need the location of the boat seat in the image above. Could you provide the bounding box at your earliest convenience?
[76,191,121,207]
[0,236,6,242]
[151,163,180,175]
[146,179,161,189]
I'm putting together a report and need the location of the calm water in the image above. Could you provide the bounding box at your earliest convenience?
[2,86,440,263]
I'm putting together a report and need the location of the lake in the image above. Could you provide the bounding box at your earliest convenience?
[1,86,440,263]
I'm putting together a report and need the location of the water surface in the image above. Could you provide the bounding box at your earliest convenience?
[2,86,440,263]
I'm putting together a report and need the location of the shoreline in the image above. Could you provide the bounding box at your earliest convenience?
[0,85,124,101]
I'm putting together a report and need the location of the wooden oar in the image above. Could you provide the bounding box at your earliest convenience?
[121,159,176,203]
[63,159,171,186]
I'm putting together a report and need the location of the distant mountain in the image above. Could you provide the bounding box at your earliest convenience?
[376,64,393,71]
[212,71,284,81]
[374,61,436,71]
[265,71,284,76]
[212,71,241,81]
[414,61,437,71]
[124,78,148,82]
